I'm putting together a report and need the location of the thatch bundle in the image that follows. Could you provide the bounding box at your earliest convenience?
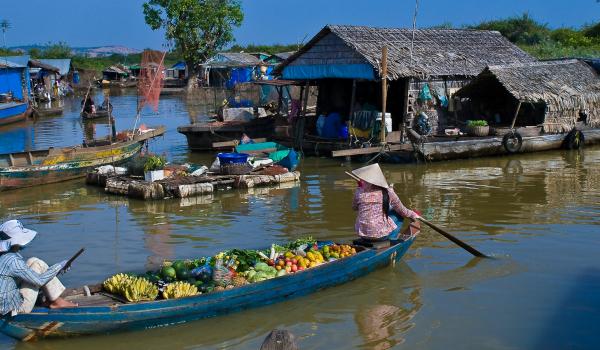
[276,25,534,80]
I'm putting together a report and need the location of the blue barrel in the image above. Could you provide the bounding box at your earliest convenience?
[218,153,249,165]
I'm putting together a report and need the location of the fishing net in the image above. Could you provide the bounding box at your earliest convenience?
[138,50,166,113]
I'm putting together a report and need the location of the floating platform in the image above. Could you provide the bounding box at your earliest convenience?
[86,171,301,200]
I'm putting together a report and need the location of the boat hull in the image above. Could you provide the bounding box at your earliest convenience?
[415,128,600,162]
[0,103,31,126]
[0,238,413,341]
[0,126,166,191]
[178,117,276,151]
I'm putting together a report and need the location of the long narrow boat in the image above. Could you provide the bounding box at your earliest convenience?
[33,105,64,118]
[0,224,419,341]
[0,126,166,191]
[81,107,112,120]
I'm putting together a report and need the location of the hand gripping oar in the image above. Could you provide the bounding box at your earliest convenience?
[59,248,85,275]
[345,171,488,258]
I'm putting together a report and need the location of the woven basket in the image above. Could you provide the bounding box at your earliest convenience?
[467,125,490,137]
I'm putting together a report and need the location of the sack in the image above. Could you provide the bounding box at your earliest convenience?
[212,260,234,287]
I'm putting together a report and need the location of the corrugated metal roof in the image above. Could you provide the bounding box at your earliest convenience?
[37,58,71,75]
[0,55,30,68]
[203,52,263,67]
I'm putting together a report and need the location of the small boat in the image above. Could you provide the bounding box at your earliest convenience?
[81,106,112,120]
[0,102,32,126]
[0,126,166,191]
[178,116,276,151]
[235,141,300,171]
[0,224,419,341]
[32,105,64,118]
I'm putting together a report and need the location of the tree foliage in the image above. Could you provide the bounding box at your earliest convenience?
[37,41,73,58]
[471,13,550,45]
[143,0,243,72]
[228,43,299,55]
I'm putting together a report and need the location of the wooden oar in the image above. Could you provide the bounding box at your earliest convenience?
[344,171,488,258]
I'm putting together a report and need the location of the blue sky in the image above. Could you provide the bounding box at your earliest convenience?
[2,0,599,49]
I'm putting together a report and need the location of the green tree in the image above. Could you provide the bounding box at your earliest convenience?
[28,47,42,58]
[470,13,550,45]
[143,0,244,89]
[40,41,72,58]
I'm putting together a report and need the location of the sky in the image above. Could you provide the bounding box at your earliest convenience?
[1,0,599,49]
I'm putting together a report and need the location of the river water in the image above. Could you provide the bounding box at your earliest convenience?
[0,92,599,349]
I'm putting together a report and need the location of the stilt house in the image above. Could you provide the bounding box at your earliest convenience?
[275,25,535,139]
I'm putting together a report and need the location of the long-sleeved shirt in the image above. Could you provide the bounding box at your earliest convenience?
[352,183,418,239]
[0,253,61,315]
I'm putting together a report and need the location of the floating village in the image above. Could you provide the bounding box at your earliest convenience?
[0,3,600,349]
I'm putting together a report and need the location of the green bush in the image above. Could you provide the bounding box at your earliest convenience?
[143,155,166,172]
[467,120,488,127]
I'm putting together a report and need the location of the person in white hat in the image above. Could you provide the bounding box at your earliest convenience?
[351,163,420,241]
[0,220,77,316]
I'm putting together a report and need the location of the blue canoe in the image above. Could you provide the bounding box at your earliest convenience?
[0,225,419,341]
[235,142,300,171]
[0,102,31,126]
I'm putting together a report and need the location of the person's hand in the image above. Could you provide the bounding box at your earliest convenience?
[57,260,69,272]
[412,209,422,220]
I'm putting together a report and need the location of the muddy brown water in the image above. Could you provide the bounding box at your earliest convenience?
[1,91,599,349]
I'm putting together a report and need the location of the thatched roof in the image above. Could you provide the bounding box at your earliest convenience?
[458,59,600,131]
[276,25,534,80]
[459,59,600,103]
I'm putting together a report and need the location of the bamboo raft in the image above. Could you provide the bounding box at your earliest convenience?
[86,171,301,200]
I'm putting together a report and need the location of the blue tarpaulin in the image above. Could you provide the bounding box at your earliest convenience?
[282,63,375,80]
[227,67,253,89]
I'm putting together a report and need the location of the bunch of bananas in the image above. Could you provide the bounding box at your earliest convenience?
[162,281,199,299]
[103,273,133,294]
[122,277,158,302]
[103,273,159,302]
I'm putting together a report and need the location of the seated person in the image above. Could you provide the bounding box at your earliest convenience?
[0,220,76,316]
[351,164,420,241]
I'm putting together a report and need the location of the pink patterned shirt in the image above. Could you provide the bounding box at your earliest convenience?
[352,183,418,239]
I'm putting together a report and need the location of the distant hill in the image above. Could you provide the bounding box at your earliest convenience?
[9,45,142,57]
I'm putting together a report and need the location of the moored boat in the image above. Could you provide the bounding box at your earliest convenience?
[81,107,112,120]
[0,102,31,126]
[0,224,419,341]
[178,116,276,151]
[0,126,166,191]
[32,105,63,118]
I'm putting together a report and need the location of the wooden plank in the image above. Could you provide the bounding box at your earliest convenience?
[331,144,408,157]
[26,152,33,165]
[212,138,267,148]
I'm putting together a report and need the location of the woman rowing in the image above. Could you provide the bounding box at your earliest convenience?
[0,220,77,316]
[351,164,420,241]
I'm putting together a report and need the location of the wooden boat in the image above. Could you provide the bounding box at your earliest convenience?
[0,126,166,191]
[81,107,112,120]
[178,116,276,151]
[0,224,419,341]
[235,141,300,171]
[32,105,64,118]
[0,102,31,126]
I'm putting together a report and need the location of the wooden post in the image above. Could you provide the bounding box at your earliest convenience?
[510,101,522,130]
[381,46,388,145]
[348,79,357,142]
[401,78,410,143]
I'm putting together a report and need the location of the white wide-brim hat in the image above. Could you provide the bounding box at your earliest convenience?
[0,220,37,247]
[351,163,390,188]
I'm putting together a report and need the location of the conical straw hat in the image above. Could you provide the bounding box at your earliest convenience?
[351,163,389,188]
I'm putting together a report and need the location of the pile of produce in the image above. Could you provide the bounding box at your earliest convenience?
[102,237,359,302]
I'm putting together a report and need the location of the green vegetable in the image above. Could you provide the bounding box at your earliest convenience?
[285,236,317,250]
[276,269,287,277]
[467,120,488,127]
[161,266,176,280]
[143,155,166,172]
[254,262,270,272]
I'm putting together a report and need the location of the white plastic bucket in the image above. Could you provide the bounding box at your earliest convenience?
[376,112,393,132]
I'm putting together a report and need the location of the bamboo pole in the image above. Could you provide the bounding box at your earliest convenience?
[510,101,522,130]
[381,46,388,145]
